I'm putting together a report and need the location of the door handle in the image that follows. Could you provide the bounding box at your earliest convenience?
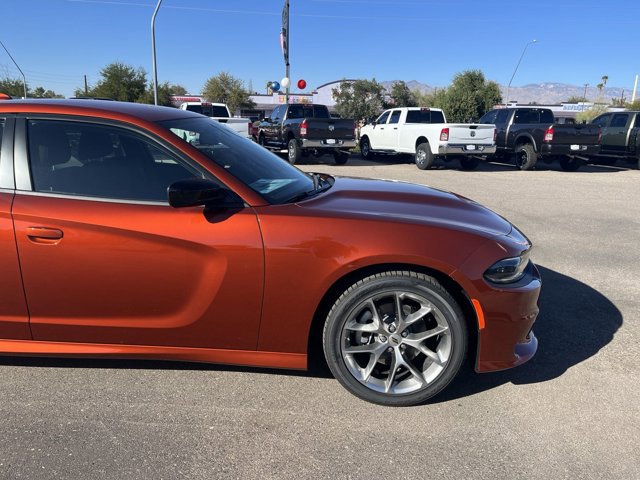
[27,227,64,244]
[393,127,398,130]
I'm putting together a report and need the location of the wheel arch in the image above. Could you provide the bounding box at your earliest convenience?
[306,262,479,372]
[415,136,429,150]
[514,134,537,152]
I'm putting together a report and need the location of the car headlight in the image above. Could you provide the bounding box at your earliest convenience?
[484,251,530,284]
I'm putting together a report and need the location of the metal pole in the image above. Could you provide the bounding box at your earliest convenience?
[0,39,27,98]
[505,39,536,106]
[285,0,290,104]
[632,75,638,104]
[151,0,163,105]
[583,83,588,101]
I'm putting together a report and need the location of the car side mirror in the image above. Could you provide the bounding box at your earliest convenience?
[168,178,227,208]
[371,120,377,126]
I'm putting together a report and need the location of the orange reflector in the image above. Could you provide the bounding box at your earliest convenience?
[471,299,485,330]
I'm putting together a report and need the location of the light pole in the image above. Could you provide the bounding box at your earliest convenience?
[583,83,589,101]
[0,39,27,98]
[151,0,163,105]
[505,39,537,106]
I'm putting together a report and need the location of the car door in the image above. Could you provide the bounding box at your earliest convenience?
[265,106,284,145]
[592,114,613,151]
[11,116,264,350]
[606,113,631,152]
[370,110,390,149]
[383,110,402,150]
[0,115,31,340]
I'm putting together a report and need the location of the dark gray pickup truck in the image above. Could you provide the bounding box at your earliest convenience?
[589,111,640,169]
[479,107,601,171]
[256,104,356,165]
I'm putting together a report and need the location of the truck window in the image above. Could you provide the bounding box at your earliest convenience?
[479,110,497,124]
[313,105,330,119]
[592,114,611,128]
[540,109,555,124]
[635,115,640,128]
[388,110,401,124]
[514,109,539,124]
[405,110,431,123]
[376,111,390,124]
[430,110,445,123]
[271,106,284,121]
[185,104,229,117]
[611,113,630,128]
[496,109,510,124]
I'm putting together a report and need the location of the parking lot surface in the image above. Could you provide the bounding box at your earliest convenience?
[1,156,638,480]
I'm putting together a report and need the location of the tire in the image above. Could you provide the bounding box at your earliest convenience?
[287,138,301,165]
[360,137,374,160]
[415,142,434,170]
[258,133,266,147]
[459,156,480,171]
[559,156,582,172]
[514,144,537,170]
[323,271,467,407]
[333,150,349,165]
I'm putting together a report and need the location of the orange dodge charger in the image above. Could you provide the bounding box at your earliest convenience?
[0,99,539,406]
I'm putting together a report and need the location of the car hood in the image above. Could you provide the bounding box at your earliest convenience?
[300,176,513,237]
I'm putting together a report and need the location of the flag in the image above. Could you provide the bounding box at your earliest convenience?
[280,0,289,65]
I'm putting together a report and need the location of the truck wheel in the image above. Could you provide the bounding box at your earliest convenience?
[258,133,266,147]
[360,137,375,160]
[459,157,480,171]
[287,138,301,165]
[559,156,582,172]
[415,143,434,170]
[333,150,349,165]
[514,144,537,170]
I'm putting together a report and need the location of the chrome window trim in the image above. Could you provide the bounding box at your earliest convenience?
[13,189,171,206]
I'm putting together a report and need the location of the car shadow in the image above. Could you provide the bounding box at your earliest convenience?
[434,264,623,402]
[0,266,622,393]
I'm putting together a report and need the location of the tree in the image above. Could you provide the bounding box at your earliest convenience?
[627,99,640,111]
[0,76,27,97]
[32,86,64,98]
[576,104,608,123]
[77,62,148,102]
[443,70,502,122]
[332,79,387,121]
[202,72,255,114]
[139,82,188,107]
[566,96,588,103]
[389,81,416,107]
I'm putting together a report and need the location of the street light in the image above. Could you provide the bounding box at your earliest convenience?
[0,39,27,98]
[505,39,537,106]
[151,0,163,105]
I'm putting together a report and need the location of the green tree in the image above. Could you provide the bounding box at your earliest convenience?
[202,72,255,114]
[77,62,148,102]
[576,104,608,123]
[332,79,387,121]
[139,82,188,107]
[416,87,448,110]
[32,86,64,98]
[444,70,502,122]
[389,81,416,107]
[566,96,588,103]
[627,99,640,111]
[0,76,27,97]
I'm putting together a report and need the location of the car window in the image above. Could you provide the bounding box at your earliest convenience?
[27,120,203,202]
[313,105,330,119]
[514,109,539,124]
[496,109,510,124]
[405,109,431,123]
[540,109,555,124]
[430,110,445,123]
[592,114,611,128]
[376,111,390,124]
[388,110,401,124]
[635,115,640,128]
[611,114,630,128]
[270,106,283,121]
[479,110,497,124]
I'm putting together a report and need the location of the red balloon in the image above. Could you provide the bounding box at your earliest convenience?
[297,79,307,90]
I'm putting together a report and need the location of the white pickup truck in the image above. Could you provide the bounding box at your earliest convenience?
[179,102,251,139]
[359,107,496,170]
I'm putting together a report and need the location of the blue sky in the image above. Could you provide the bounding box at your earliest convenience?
[1,0,637,97]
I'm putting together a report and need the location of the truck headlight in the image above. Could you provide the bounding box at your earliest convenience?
[484,252,530,284]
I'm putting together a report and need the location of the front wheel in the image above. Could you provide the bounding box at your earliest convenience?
[287,138,301,165]
[360,137,374,160]
[559,156,582,172]
[415,142,435,170]
[323,271,467,406]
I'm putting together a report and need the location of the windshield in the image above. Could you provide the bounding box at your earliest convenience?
[185,104,229,117]
[157,117,317,204]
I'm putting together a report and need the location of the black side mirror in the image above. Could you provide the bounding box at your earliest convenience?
[371,120,377,126]
[168,178,227,208]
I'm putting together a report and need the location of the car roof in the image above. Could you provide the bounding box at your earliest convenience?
[0,98,202,123]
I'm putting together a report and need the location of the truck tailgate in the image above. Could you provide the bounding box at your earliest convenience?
[304,119,355,141]
[551,124,600,145]
[448,124,495,143]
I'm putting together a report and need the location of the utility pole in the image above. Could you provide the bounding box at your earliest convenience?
[583,83,589,101]
[84,75,88,96]
[0,39,27,98]
[151,0,163,105]
[505,39,537,106]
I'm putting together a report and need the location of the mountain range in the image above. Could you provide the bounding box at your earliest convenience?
[381,80,636,105]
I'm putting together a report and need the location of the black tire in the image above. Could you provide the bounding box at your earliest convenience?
[323,271,467,407]
[360,137,374,160]
[415,142,434,170]
[559,156,582,172]
[333,150,349,165]
[459,156,480,171]
[258,133,266,147]
[287,138,301,165]
[514,143,537,170]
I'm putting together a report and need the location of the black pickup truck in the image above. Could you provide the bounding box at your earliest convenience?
[256,104,356,165]
[479,107,601,171]
[589,111,640,169]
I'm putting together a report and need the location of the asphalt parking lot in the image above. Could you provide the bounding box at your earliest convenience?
[1,155,638,480]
